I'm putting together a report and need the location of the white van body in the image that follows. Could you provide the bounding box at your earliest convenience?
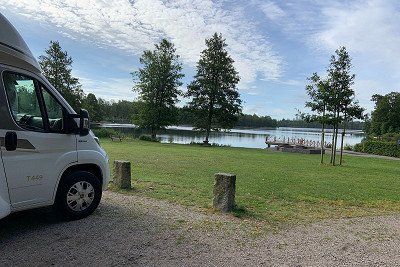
[0,13,110,220]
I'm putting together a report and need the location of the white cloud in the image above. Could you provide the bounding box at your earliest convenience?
[257,0,400,112]
[270,108,292,118]
[311,0,400,111]
[1,0,283,85]
[259,1,285,21]
[256,0,400,71]
[352,79,399,112]
[313,0,400,70]
[77,74,136,101]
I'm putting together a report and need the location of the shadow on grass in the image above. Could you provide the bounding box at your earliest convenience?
[231,205,255,219]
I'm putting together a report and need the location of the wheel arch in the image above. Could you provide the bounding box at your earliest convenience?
[53,163,103,202]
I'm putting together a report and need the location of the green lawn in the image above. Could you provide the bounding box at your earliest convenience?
[102,139,400,226]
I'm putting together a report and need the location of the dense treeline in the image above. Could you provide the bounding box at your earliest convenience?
[364,92,400,136]
[82,97,273,128]
[177,110,278,128]
[83,96,139,123]
[354,92,400,158]
[237,114,277,128]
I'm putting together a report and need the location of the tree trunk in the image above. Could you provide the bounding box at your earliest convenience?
[204,101,214,144]
[320,122,325,164]
[331,108,340,166]
[333,122,339,166]
[330,125,335,164]
[151,128,157,139]
[339,116,347,165]
[320,106,326,164]
[204,128,210,144]
[339,128,345,165]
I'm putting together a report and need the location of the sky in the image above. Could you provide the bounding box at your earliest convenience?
[1,0,399,119]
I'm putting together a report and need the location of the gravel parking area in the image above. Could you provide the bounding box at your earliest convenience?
[1,191,400,266]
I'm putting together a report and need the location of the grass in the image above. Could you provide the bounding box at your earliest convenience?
[102,139,400,227]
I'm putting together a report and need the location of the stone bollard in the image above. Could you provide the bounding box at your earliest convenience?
[213,173,236,212]
[113,160,132,189]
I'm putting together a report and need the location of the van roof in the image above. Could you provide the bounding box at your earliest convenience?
[0,13,41,74]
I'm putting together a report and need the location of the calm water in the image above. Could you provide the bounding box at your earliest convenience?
[99,124,365,149]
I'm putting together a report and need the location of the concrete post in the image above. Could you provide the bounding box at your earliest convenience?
[113,160,131,189]
[213,173,236,212]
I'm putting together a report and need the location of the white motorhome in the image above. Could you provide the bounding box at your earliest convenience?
[0,13,110,220]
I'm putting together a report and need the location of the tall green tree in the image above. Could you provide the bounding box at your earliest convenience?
[186,33,242,144]
[132,39,184,138]
[369,92,400,135]
[304,47,364,166]
[327,46,362,165]
[38,41,84,111]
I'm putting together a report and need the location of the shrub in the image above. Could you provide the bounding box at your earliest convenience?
[379,133,400,143]
[139,135,160,142]
[92,128,120,138]
[343,144,353,151]
[354,140,400,158]
[354,143,363,152]
[189,141,230,147]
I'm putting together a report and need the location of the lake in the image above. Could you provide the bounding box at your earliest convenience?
[99,124,365,149]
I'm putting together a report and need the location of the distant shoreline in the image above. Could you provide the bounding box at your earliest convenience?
[93,122,364,134]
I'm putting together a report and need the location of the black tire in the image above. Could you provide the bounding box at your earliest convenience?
[55,171,102,220]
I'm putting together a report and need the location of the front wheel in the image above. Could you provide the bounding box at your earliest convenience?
[56,171,102,220]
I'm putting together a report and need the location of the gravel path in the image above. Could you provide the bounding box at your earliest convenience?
[267,147,400,161]
[328,149,400,161]
[1,191,400,266]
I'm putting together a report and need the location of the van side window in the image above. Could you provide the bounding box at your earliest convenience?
[40,85,64,133]
[3,72,45,131]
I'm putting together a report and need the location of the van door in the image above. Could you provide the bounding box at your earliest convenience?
[0,150,11,219]
[0,71,77,210]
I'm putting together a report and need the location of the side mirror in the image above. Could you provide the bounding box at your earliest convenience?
[79,109,90,136]
[65,109,90,135]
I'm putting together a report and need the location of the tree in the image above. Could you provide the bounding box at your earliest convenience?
[82,93,102,122]
[369,92,400,136]
[112,100,139,123]
[303,47,364,166]
[326,46,362,165]
[303,73,331,164]
[132,39,184,138]
[39,41,84,111]
[186,33,242,144]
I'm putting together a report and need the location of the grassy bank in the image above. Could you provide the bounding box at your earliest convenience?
[102,139,400,226]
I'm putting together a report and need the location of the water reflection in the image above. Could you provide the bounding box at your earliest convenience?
[99,124,365,149]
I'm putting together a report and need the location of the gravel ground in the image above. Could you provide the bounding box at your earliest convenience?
[328,149,400,161]
[267,147,400,161]
[1,191,400,266]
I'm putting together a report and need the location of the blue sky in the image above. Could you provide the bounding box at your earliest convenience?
[1,0,399,119]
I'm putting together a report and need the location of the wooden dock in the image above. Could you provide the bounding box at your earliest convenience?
[265,136,325,154]
[265,141,290,148]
